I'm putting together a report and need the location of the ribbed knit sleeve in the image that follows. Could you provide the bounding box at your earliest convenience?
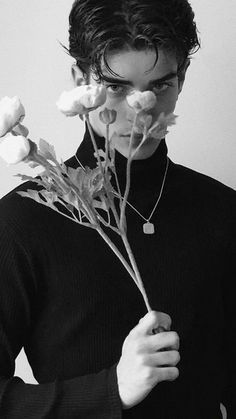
[0,220,122,418]
[221,198,236,418]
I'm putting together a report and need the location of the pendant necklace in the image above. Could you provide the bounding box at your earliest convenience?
[74,153,169,235]
[124,157,169,234]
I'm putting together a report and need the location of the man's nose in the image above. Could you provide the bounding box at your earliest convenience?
[125,89,142,122]
[125,102,136,124]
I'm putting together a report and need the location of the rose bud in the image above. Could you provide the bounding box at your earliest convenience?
[126,90,157,113]
[99,108,117,125]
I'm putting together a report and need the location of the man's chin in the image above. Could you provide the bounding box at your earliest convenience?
[120,133,143,147]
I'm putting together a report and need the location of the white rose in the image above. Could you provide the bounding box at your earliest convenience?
[0,133,31,164]
[56,85,107,117]
[0,96,25,137]
[126,90,157,113]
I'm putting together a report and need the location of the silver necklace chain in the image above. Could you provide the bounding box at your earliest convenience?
[125,156,169,223]
[74,153,169,234]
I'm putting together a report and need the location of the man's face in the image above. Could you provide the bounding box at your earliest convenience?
[80,48,184,159]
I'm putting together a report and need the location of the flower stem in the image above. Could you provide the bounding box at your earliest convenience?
[131,133,147,159]
[112,150,122,204]
[121,232,152,312]
[85,114,104,175]
[84,113,151,311]
[101,122,121,230]
[105,124,109,170]
[96,226,139,286]
[119,114,138,231]
[85,114,121,229]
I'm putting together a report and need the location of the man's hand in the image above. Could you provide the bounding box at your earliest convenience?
[116,311,180,409]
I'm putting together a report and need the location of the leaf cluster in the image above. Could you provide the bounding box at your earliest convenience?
[16,137,118,225]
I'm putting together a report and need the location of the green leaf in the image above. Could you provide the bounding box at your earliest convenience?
[17,189,61,212]
[38,138,57,162]
[15,173,38,182]
[62,190,82,210]
[17,189,80,223]
[14,173,48,188]
[94,149,106,161]
[83,167,105,199]
[92,198,108,212]
[27,161,41,169]
[67,166,86,192]
[17,189,45,204]
[39,189,57,205]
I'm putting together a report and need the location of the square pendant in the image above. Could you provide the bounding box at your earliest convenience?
[143,222,155,234]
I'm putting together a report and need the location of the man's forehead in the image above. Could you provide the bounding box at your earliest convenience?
[98,48,178,83]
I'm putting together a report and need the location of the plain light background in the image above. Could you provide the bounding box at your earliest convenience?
[0,1,235,416]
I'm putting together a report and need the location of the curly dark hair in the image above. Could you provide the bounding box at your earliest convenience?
[67,0,200,80]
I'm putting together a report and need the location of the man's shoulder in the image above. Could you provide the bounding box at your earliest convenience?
[0,179,51,235]
[169,161,236,220]
[171,161,235,197]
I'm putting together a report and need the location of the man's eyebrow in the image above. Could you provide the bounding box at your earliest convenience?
[100,71,178,85]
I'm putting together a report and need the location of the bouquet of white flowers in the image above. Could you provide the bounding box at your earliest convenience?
[0,87,176,313]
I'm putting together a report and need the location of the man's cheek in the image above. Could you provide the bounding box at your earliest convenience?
[155,93,178,115]
[166,89,179,111]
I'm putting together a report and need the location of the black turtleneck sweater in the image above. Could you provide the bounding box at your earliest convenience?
[0,126,235,418]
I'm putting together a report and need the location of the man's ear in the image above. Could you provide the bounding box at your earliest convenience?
[178,58,190,94]
[71,63,88,86]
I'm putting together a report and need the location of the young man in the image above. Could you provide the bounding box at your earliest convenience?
[0,0,235,418]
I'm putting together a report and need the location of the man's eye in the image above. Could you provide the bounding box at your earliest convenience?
[106,85,126,95]
[153,82,172,94]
